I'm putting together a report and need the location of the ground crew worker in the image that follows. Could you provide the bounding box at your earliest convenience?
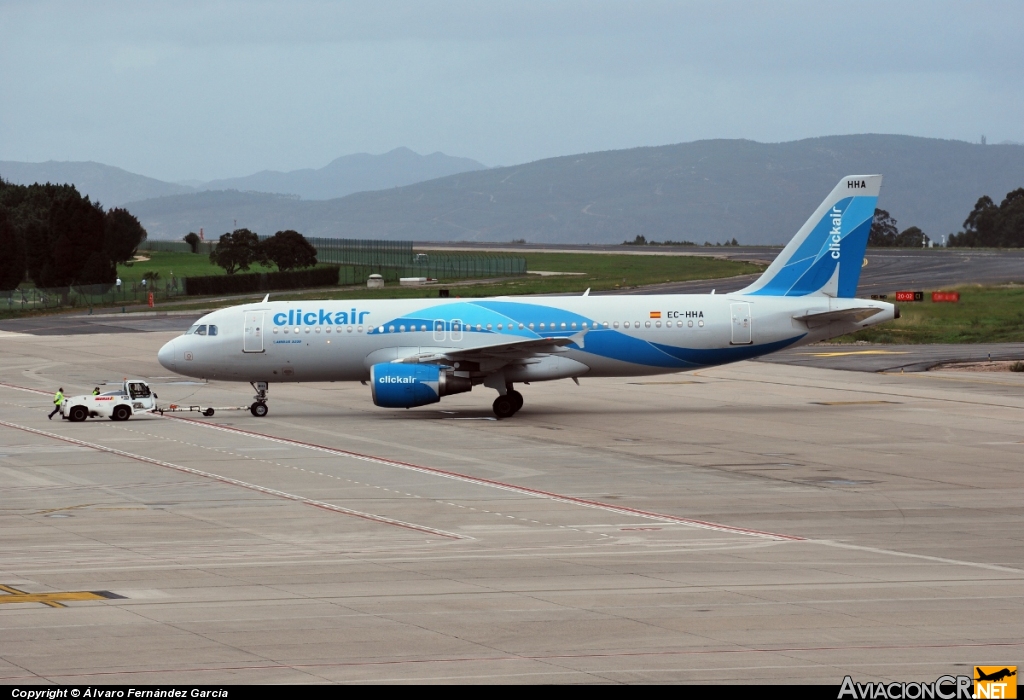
[92,387,101,395]
[48,388,64,420]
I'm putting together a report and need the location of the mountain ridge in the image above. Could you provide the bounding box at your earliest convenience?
[0,148,487,207]
[124,135,1024,244]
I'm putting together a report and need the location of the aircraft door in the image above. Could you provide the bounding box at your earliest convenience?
[433,319,445,342]
[243,311,265,353]
[730,303,752,345]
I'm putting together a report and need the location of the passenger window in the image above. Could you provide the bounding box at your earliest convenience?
[645,321,651,328]
[357,326,363,333]
[688,320,693,327]
[539,323,545,330]
[195,325,207,336]
[519,323,524,330]
[613,321,619,328]
[399,325,405,332]
[528,323,534,330]
[486,324,492,330]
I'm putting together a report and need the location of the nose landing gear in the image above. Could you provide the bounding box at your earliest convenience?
[250,381,269,417]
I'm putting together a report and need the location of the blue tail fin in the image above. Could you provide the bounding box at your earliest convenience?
[739,175,881,298]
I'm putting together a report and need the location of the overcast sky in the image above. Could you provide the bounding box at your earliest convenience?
[2,1,1022,182]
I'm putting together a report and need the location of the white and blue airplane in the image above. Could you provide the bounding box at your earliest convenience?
[157,175,897,418]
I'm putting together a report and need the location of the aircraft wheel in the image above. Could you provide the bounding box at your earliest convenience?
[250,402,269,417]
[508,390,524,413]
[111,405,131,422]
[492,395,515,419]
[68,406,88,422]
[203,408,215,417]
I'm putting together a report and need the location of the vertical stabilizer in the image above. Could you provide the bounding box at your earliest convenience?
[739,175,881,298]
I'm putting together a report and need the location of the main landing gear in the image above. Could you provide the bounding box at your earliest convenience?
[492,383,524,419]
[250,381,269,417]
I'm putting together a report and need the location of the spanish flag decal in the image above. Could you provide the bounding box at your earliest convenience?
[649,311,662,319]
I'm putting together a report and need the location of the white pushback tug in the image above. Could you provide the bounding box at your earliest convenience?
[61,380,158,422]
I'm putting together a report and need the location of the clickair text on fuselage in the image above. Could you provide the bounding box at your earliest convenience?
[273,309,370,326]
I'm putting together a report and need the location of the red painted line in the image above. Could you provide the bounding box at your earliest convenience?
[0,419,466,540]
[159,413,805,541]
[0,379,802,540]
[1,640,1020,680]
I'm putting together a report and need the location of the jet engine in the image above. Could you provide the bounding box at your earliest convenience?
[369,364,473,408]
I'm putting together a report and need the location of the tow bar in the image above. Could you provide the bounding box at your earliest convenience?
[153,404,248,418]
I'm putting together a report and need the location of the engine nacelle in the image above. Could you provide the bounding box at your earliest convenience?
[370,363,473,408]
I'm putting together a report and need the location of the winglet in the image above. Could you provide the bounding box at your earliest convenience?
[261,294,269,303]
[582,288,590,297]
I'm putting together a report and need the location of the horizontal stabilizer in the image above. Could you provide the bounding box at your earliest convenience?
[793,307,883,329]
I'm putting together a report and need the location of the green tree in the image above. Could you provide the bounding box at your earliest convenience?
[210,228,264,274]
[104,208,147,263]
[868,209,898,247]
[949,189,1024,247]
[260,229,318,271]
[0,208,26,291]
[895,226,926,248]
[183,232,200,253]
[32,190,110,288]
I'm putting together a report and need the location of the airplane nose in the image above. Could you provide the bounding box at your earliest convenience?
[158,339,177,371]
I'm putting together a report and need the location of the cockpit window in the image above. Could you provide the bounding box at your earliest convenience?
[195,325,207,336]
[185,325,199,335]
[208,325,218,336]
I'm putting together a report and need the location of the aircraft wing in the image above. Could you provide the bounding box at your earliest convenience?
[793,307,883,329]
[391,331,588,366]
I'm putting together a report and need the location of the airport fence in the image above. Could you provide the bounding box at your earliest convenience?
[2,281,188,313]
[303,237,527,280]
[139,240,217,255]
[140,236,527,281]
[183,266,340,296]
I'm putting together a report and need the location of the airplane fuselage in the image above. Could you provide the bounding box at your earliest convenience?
[158,293,894,384]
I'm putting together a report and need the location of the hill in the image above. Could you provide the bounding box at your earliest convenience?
[125,135,1024,244]
[0,148,486,210]
[0,160,191,207]
[198,147,486,200]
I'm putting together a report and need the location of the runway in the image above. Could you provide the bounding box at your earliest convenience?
[1,330,1022,683]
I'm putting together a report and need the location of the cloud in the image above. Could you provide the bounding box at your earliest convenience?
[1,1,1021,180]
